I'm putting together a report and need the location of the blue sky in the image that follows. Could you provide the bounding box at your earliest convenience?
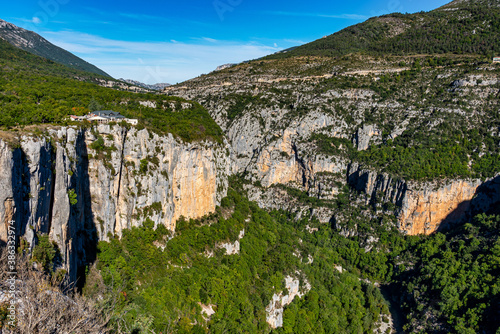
[2,0,450,84]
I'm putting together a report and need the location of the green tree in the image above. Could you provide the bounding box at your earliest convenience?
[32,235,57,271]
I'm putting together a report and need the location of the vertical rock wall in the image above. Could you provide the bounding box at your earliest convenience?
[0,125,231,280]
[347,163,499,235]
[398,179,485,235]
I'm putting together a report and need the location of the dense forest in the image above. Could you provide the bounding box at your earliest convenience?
[87,184,388,333]
[14,179,499,333]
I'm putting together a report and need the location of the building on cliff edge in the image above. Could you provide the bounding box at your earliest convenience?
[69,110,138,125]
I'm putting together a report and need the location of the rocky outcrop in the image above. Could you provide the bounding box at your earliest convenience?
[470,175,500,215]
[245,184,336,223]
[347,164,499,235]
[240,110,349,187]
[247,158,498,236]
[218,229,245,255]
[0,140,17,245]
[266,274,311,329]
[354,124,381,151]
[0,125,231,280]
[215,63,236,71]
[347,163,407,206]
[398,179,484,235]
[199,303,216,320]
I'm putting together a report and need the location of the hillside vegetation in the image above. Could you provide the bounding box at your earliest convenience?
[268,0,500,59]
[18,180,499,333]
[0,39,223,143]
[86,187,391,333]
[0,18,110,77]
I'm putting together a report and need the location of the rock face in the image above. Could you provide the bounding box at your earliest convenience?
[166,55,500,237]
[266,275,311,329]
[354,124,381,151]
[347,162,407,206]
[398,179,485,235]
[0,125,231,280]
[347,164,499,235]
[470,175,500,215]
[215,63,236,71]
[218,229,245,255]
[245,161,499,236]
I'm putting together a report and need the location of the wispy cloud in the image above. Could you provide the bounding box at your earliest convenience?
[264,11,368,20]
[41,30,281,84]
[283,39,307,45]
[13,17,43,24]
[82,7,107,16]
[201,37,218,43]
[191,37,219,43]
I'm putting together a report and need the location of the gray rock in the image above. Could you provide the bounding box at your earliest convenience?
[0,125,231,281]
[354,124,380,151]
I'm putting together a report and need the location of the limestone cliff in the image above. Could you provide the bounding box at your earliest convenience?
[354,124,381,151]
[246,162,498,236]
[347,162,407,206]
[397,180,483,235]
[347,164,499,235]
[166,54,499,237]
[0,125,231,280]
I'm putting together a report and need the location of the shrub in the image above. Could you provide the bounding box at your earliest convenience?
[32,235,56,272]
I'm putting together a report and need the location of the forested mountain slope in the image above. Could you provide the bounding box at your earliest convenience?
[269,0,500,59]
[0,18,110,77]
[0,37,222,142]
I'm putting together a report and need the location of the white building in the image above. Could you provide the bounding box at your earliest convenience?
[69,110,138,125]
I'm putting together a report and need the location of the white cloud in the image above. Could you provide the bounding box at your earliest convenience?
[32,17,41,24]
[265,11,368,20]
[284,39,307,45]
[201,37,218,43]
[41,30,282,84]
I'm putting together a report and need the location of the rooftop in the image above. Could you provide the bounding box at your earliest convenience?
[92,110,126,118]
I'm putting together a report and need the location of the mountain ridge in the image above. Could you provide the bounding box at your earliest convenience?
[265,0,500,59]
[165,0,500,239]
[0,18,111,77]
[118,78,171,91]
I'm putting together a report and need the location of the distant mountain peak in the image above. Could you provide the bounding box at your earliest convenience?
[0,19,33,49]
[0,18,110,77]
[119,78,171,91]
[439,0,500,9]
[0,18,15,28]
